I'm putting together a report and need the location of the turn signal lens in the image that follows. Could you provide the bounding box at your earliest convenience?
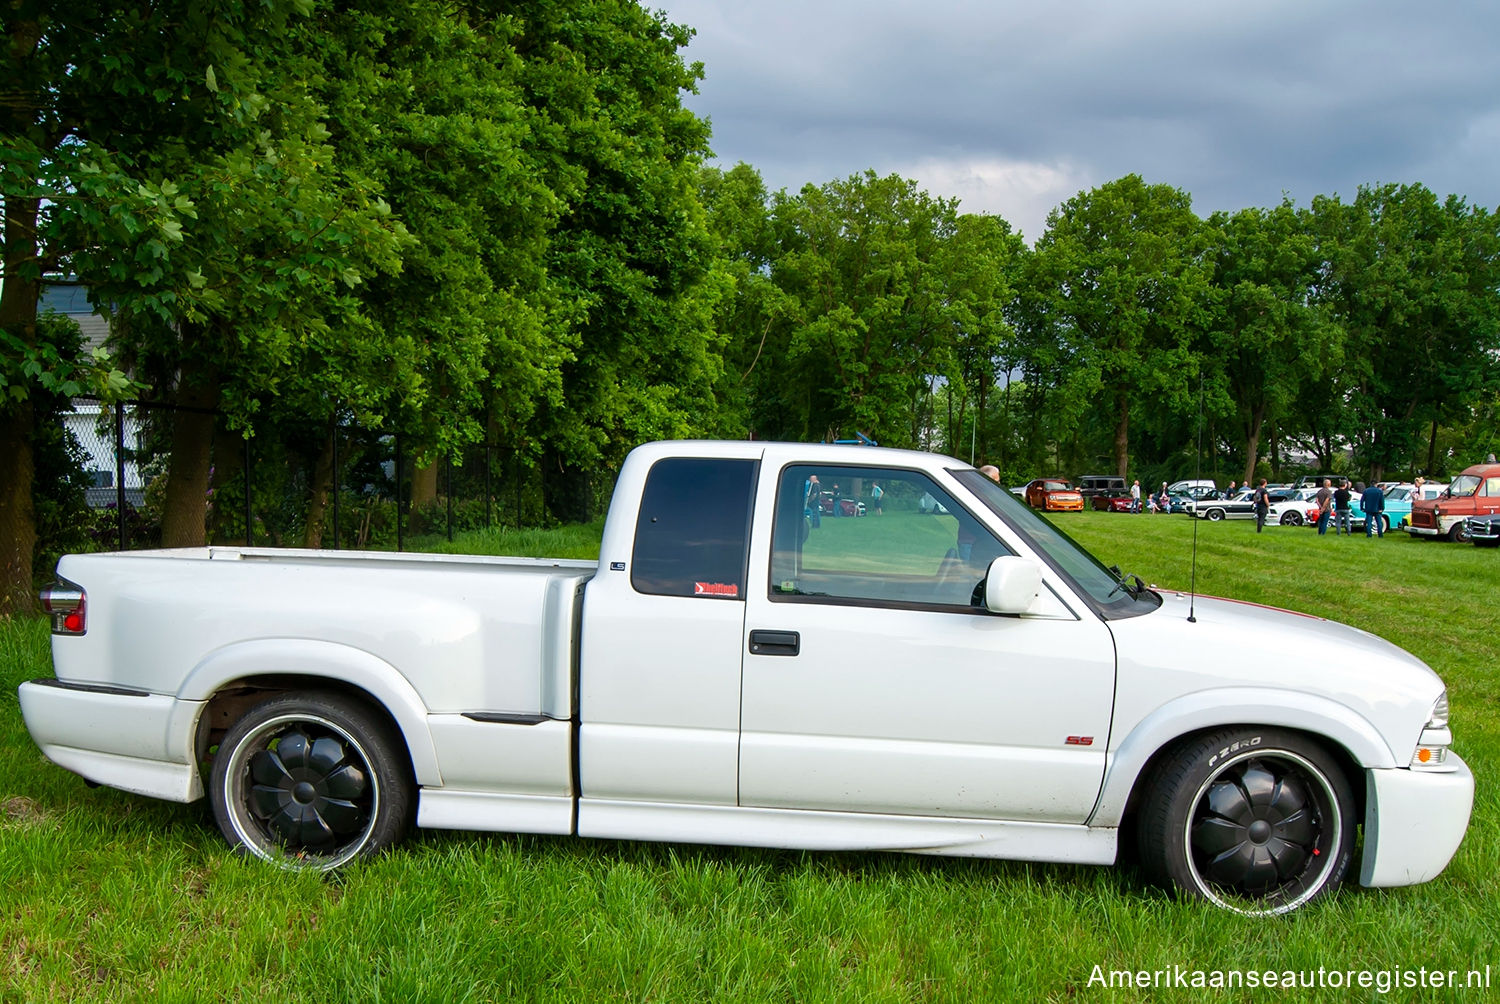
[1412,746,1448,767]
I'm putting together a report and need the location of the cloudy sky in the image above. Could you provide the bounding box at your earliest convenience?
[657,0,1500,241]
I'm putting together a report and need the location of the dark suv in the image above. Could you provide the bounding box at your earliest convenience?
[1078,475,1127,497]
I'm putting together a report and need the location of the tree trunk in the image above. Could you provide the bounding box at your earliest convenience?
[303,425,336,548]
[1241,404,1265,485]
[159,366,220,548]
[407,459,439,535]
[1112,392,1130,478]
[0,402,37,616]
[208,419,246,544]
[1426,420,1439,478]
[0,192,41,614]
[542,447,592,524]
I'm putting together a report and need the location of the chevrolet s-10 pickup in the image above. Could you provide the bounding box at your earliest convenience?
[20,440,1472,915]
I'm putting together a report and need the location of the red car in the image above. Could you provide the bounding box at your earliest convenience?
[1091,493,1135,512]
[1024,478,1084,512]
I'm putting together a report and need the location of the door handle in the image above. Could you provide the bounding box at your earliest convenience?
[749,630,800,656]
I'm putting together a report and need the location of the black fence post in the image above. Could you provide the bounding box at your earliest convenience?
[244,434,252,547]
[484,439,492,530]
[514,449,522,527]
[395,433,405,552]
[331,423,340,551]
[114,401,126,551]
[446,456,454,543]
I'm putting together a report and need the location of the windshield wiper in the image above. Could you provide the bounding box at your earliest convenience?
[1106,565,1147,599]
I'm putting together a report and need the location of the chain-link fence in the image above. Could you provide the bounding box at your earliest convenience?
[58,397,597,553]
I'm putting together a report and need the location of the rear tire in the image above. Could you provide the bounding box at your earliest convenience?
[210,691,414,870]
[1136,728,1355,916]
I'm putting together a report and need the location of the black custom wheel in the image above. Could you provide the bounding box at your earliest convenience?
[209,692,413,870]
[1205,508,1226,522]
[1279,512,1302,526]
[1137,728,1355,916]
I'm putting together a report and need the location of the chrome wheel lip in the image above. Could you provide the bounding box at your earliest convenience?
[1181,748,1342,917]
[222,711,381,871]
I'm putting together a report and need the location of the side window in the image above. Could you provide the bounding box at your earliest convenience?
[1485,477,1500,497]
[631,458,758,599]
[770,464,1010,610]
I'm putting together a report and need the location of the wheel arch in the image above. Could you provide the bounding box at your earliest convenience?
[181,639,440,787]
[1090,689,1392,833]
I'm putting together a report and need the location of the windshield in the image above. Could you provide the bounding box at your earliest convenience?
[1449,475,1480,497]
[1042,480,1071,491]
[955,469,1160,619]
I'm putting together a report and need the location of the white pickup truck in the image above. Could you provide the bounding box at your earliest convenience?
[20,441,1472,916]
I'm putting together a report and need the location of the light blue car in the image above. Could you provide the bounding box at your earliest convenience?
[1350,484,1443,532]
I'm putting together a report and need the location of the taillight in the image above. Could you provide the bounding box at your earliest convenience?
[40,579,86,635]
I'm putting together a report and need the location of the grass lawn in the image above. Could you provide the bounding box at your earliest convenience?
[2,512,1497,1001]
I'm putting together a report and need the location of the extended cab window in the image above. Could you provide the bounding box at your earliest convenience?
[631,458,758,599]
[770,465,1009,610]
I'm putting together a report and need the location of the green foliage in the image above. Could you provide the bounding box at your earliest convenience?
[0,312,139,407]
[1030,175,1211,476]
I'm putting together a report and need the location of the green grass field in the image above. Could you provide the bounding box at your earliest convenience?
[2,512,1496,1001]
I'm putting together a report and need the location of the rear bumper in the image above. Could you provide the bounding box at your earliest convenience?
[1360,752,1474,888]
[18,679,205,802]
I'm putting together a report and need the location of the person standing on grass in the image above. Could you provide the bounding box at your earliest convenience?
[1253,478,1270,533]
[1315,478,1333,535]
[1130,479,1141,513]
[870,481,884,515]
[1333,480,1353,535]
[1361,481,1387,537]
[1226,480,1238,497]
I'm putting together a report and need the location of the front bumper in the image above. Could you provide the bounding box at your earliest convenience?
[18,679,206,802]
[1360,752,1474,887]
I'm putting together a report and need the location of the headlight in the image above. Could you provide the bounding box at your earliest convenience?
[1427,690,1449,729]
[1412,690,1455,770]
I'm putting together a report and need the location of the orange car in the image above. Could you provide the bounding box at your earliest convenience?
[1024,478,1085,511]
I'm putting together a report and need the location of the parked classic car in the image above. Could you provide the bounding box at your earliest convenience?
[1187,490,1259,521]
[1466,513,1500,547]
[1023,478,1085,512]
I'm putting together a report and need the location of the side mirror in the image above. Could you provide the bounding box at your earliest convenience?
[983,556,1043,615]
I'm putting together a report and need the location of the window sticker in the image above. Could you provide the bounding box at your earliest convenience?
[694,582,739,598]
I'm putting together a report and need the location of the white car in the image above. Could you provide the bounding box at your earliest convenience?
[22,441,1473,917]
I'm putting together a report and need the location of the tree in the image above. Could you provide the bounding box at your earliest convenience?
[1031,175,1210,477]
[1316,184,1500,480]
[1,3,230,611]
[745,171,968,447]
[504,0,723,522]
[1201,201,1343,483]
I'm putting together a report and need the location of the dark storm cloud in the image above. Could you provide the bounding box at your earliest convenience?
[660,0,1500,239]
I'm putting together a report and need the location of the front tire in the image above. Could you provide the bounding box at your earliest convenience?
[1279,512,1302,526]
[1448,521,1470,543]
[209,691,414,870]
[1205,508,1225,522]
[1137,728,1355,916]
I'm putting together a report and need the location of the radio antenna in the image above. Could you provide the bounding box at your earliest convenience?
[1188,373,1203,623]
